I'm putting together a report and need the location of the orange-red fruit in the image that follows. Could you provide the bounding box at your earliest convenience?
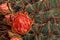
[0,3,9,14]
[6,11,33,35]
[10,36,23,40]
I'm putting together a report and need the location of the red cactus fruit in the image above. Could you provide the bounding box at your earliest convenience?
[0,3,10,14]
[5,11,33,35]
[10,36,23,40]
